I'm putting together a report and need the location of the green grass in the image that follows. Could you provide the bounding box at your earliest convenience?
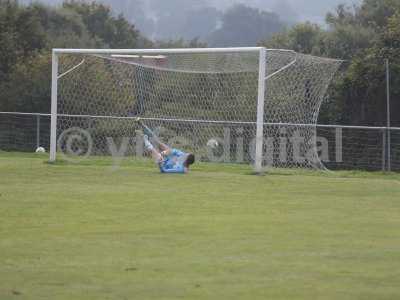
[1,152,400,300]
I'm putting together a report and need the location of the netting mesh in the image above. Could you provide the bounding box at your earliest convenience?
[263,52,342,168]
[0,114,50,152]
[56,49,341,168]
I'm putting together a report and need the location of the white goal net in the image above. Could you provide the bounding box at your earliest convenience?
[51,48,341,171]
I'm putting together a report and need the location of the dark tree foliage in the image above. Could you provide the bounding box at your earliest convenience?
[62,0,147,48]
[0,0,151,113]
[262,0,400,127]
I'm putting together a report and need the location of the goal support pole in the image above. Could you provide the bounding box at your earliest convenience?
[386,59,391,172]
[255,48,266,174]
[49,50,58,162]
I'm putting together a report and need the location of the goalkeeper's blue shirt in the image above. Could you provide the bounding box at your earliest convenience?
[159,149,187,174]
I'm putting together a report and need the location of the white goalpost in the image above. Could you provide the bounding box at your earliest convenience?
[49,47,341,172]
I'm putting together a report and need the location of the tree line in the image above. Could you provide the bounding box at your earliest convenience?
[81,0,288,45]
[0,0,152,113]
[0,0,399,127]
[262,0,400,126]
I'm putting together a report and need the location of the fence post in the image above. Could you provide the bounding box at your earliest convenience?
[335,127,343,163]
[36,114,41,149]
[87,116,92,131]
[382,129,386,171]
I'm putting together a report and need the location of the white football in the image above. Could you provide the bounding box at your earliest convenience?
[35,147,46,153]
[207,139,219,149]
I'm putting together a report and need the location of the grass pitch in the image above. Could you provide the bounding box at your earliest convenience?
[1,152,400,300]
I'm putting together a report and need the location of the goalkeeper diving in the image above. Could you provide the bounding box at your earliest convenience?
[136,118,195,174]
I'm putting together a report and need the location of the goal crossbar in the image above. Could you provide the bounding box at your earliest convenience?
[52,47,264,55]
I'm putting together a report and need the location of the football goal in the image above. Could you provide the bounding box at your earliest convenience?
[50,47,341,172]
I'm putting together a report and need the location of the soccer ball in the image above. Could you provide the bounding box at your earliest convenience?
[35,147,46,153]
[207,138,219,149]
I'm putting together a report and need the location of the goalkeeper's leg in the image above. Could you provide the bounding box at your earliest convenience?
[143,135,163,162]
[135,118,169,151]
[135,118,155,138]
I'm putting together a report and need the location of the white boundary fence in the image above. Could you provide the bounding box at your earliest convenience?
[1,111,399,172]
